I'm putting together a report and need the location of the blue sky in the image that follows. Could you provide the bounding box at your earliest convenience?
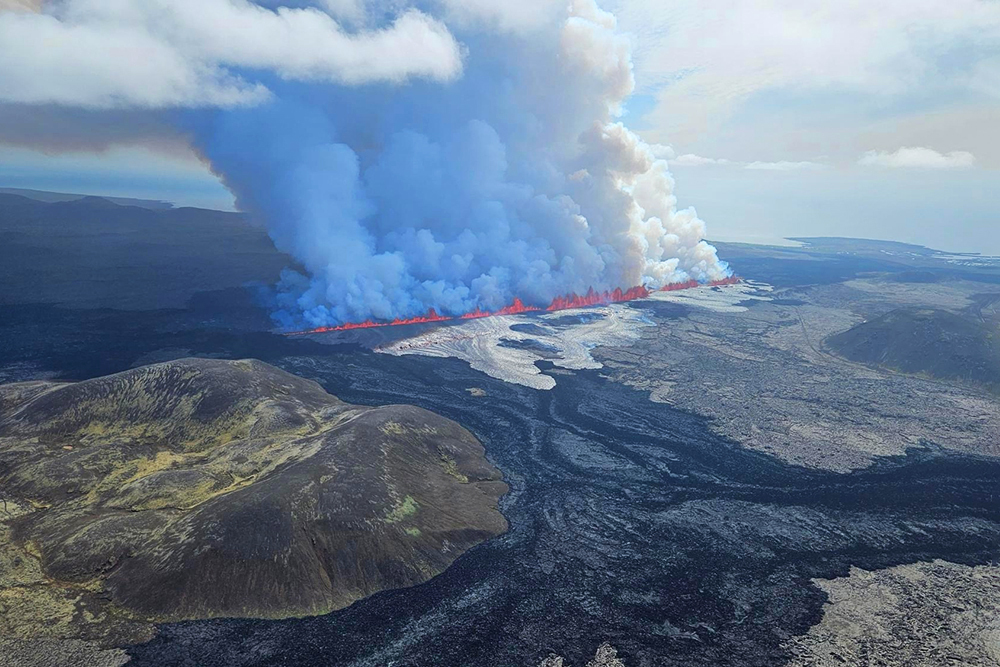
[1,0,998,253]
[604,0,1000,252]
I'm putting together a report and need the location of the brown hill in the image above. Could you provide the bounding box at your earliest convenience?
[0,359,507,645]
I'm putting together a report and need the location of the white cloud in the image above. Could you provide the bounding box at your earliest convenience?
[859,147,977,169]
[745,160,826,171]
[670,153,729,167]
[648,143,676,160]
[670,155,825,170]
[611,0,1000,145]
[0,0,463,109]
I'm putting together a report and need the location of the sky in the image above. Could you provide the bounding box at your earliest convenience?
[606,0,1000,253]
[1,0,998,254]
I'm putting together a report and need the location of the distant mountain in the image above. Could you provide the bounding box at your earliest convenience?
[0,359,507,639]
[827,308,1000,390]
[0,192,291,309]
[0,187,174,210]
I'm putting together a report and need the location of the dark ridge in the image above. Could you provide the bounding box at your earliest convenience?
[826,307,1000,390]
[0,187,175,210]
[0,194,291,310]
[57,195,125,210]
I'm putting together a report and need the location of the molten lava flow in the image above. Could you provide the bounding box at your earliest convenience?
[289,310,449,334]
[459,308,491,320]
[388,309,451,326]
[459,297,540,320]
[545,285,651,311]
[294,319,380,334]
[287,277,740,335]
[659,279,699,292]
[708,275,741,287]
[495,297,542,316]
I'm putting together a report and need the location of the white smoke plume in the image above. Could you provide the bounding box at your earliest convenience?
[202,0,729,327]
[0,0,731,328]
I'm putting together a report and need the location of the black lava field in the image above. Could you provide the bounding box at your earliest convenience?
[132,348,1000,666]
[4,304,1000,666]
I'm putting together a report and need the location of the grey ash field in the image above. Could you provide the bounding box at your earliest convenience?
[2,194,1000,666]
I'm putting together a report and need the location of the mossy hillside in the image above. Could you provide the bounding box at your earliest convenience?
[0,358,508,641]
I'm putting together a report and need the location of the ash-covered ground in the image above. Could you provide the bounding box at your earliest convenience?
[3,205,1000,667]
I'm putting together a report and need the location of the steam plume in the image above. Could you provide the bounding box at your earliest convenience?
[185,0,730,328]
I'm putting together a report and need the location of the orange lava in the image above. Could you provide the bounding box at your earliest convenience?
[706,275,741,288]
[287,277,740,335]
[546,285,652,311]
[461,297,540,320]
[659,279,699,292]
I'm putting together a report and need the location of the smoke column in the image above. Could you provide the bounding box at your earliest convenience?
[186,0,730,329]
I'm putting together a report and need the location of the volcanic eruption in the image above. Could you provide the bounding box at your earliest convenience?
[177,0,731,331]
[0,1,733,329]
[289,277,740,335]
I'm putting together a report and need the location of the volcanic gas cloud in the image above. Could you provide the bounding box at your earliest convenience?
[182,0,731,329]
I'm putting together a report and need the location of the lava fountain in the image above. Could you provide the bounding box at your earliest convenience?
[286,278,741,335]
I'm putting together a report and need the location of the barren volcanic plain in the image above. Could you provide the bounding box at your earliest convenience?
[3,197,1000,666]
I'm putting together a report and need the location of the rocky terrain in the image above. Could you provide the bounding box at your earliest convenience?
[785,560,1000,666]
[376,300,656,390]
[599,278,1000,472]
[0,358,507,664]
[828,307,1000,391]
[540,644,627,666]
[119,347,1000,667]
[2,220,1000,665]
[336,266,1000,475]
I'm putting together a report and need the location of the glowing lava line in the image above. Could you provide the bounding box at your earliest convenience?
[286,277,740,335]
[546,285,652,311]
